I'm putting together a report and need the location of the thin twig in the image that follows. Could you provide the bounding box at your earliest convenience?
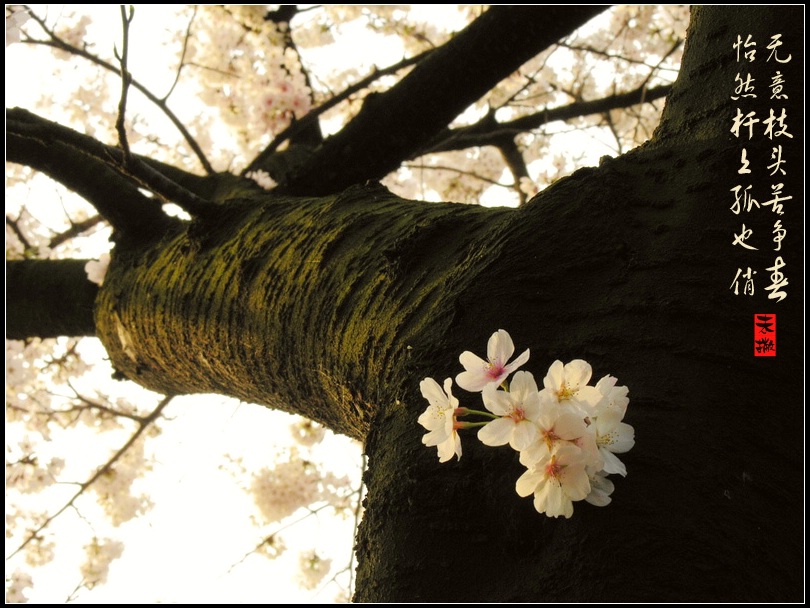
[602,109,624,154]
[402,162,513,188]
[163,6,197,101]
[638,39,683,90]
[22,6,214,175]
[558,40,681,72]
[6,214,33,250]
[60,381,149,423]
[5,395,174,562]
[65,579,84,603]
[226,501,336,573]
[48,215,104,249]
[114,5,135,163]
[246,48,433,173]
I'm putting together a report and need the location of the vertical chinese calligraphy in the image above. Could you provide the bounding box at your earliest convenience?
[729,32,794,355]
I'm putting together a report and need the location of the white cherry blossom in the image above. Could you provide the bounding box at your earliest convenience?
[296,550,332,590]
[540,359,602,416]
[5,569,33,603]
[5,6,30,47]
[477,371,541,451]
[516,445,591,518]
[79,537,124,589]
[456,329,529,392]
[584,471,615,507]
[518,396,588,468]
[418,377,462,462]
[592,410,635,477]
[595,374,630,418]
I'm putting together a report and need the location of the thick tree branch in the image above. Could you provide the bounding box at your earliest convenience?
[7,260,98,339]
[497,139,532,205]
[281,6,607,195]
[7,108,216,225]
[7,108,172,238]
[419,83,672,156]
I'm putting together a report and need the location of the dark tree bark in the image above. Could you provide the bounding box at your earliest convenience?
[7,260,98,339]
[5,6,803,602]
[280,6,607,195]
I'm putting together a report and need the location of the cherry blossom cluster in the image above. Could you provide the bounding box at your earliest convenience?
[418,330,634,518]
[79,537,125,589]
[90,435,155,526]
[5,6,30,47]
[296,550,332,591]
[248,447,352,526]
[5,570,33,604]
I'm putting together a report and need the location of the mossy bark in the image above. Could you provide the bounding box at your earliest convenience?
[95,183,513,439]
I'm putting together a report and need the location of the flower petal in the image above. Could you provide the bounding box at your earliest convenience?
[535,480,571,518]
[417,407,440,431]
[456,352,489,392]
[543,360,565,393]
[488,329,515,365]
[571,385,602,412]
[554,411,587,440]
[481,383,512,416]
[510,420,539,451]
[503,348,530,376]
[516,469,544,497]
[422,425,449,447]
[420,377,447,408]
[518,440,548,468]
[442,378,459,408]
[561,463,590,501]
[564,359,593,388]
[509,370,537,402]
[477,417,514,446]
[585,473,615,507]
[600,449,627,476]
[609,423,635,453]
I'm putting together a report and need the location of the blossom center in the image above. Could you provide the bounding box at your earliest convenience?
[542,428,560,451]
[509,406,526,423]
[486,362,506,379]
[545,456,562,480]
[558,383,575,400]
[597,431,616,447]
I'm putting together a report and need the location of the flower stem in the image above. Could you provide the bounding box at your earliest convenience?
[457,421,491,429]
[459,408,499,420]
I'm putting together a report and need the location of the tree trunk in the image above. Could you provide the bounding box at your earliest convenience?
[351,7,804,601]
[10,6,803,601]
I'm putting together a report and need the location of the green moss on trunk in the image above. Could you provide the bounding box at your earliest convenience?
[96,184,513,438]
